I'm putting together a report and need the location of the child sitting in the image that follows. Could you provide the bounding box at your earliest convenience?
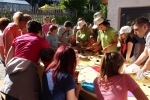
[37,48,55,90]
[51,18,56,25]
[94,52,148,100]
[40,48,55,68]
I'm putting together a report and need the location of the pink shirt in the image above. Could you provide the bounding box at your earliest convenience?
[42,23,52,35]
[94,74,139,100]
[12,33,50,63]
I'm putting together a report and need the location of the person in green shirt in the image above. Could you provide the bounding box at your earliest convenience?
[76,20,91,53]
[86,17,118,53]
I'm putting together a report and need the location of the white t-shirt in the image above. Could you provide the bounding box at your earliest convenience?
[145,32,150,52]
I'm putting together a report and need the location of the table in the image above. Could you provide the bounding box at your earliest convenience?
[76,51,150,100]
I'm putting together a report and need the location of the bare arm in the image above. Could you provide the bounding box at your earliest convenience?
[132,87,148,100]
[3,31,14,57]
[86,39,100,49]
[102,37,118,52]
[66,84,81,100]
[140,48,150,72]
[5,46,14,64]
[0,46,5,61]
[134,47,148,66]
[126,42,133,62]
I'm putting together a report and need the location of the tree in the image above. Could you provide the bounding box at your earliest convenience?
[87,0,101,11]
[60,0,87,16]
[100,4,107,18]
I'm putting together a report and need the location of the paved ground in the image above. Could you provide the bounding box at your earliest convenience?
[0,63,5,80]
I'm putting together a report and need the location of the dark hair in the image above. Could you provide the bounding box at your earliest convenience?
[132,16,150,28]
[27,20,42,34]
[0,18,10,31]
[100,52,125,80]
[64,21,72,27]
[101,18,110,27]
[49,24,58,32]
[40,48,55,62]
[45,45,77,84]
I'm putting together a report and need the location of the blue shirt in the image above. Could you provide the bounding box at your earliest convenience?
[46,33,59,48]
[42,70,76,100]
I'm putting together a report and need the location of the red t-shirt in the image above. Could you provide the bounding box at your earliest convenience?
[12,33,50,63]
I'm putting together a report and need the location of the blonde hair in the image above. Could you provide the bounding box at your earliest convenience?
[51,18,56,22]
[13,11,23,25]
[13,12,32,25]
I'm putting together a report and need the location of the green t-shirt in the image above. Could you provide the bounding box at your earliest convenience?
[97,27,117,52]
[76,28,90,43]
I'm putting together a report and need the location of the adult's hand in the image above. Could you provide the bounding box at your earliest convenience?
[101,47,109,53]
[135,70,146,80]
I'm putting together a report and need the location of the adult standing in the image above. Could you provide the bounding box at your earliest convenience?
[128,17,150,79]
[57,21,73,46]
[1,20,50,100]
[3,11,32,59]
[119,26,137,63]
[86,17,118,53]
[0,18,10,62]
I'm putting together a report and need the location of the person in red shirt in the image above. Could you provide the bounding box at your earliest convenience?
[1,20,50,100]
[2,11,32,59]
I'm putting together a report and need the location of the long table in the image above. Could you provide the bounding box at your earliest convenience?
[77,51,150,100]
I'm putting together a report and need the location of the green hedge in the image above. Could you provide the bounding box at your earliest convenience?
[54,12,94,26]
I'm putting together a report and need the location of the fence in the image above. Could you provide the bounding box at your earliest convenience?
[0,7,75,24]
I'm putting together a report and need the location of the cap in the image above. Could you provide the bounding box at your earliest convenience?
[76,20,87,29]
[92,17,104,29]
[119,26,132,34]
[93,12,103,19]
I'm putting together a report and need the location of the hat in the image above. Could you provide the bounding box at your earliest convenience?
[119,26,132,34]
[93,12,103,19]
[92,17,104,29]
[76,20,87,29]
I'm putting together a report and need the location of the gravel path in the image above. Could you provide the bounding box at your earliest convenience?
[0,62,5,80]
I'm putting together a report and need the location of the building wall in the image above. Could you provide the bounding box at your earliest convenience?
[107,0,150,31]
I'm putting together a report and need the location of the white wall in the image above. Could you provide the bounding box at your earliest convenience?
[107,0,150,31]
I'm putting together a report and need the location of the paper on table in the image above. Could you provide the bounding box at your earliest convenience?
[124,64,140,74]
[78,67,99,83]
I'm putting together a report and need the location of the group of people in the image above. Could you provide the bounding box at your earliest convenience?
[0,10,149,100]
[0,11,81,100]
